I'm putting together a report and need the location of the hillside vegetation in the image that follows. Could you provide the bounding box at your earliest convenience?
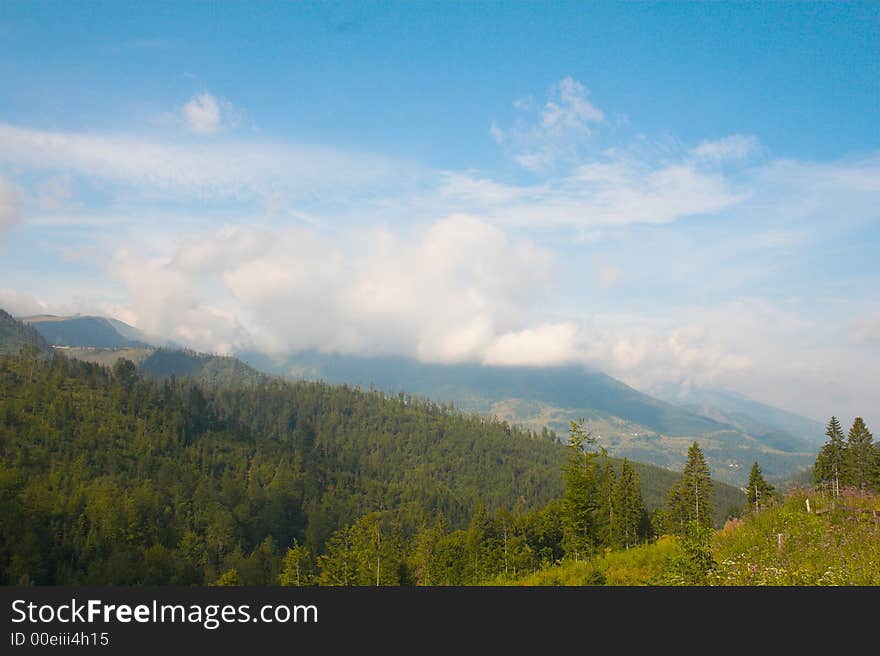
[244,350,818,486]
[504,488,880,586]
[0,349,744,584]
[0,310,51,356]
[17,311,818,486]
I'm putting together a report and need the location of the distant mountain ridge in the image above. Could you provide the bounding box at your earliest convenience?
[650,384,826,449]
[4,309,822,486]
[239,350,820,486]
[21,314,149,348]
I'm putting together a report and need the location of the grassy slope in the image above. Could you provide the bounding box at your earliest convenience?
[507,488,880,586]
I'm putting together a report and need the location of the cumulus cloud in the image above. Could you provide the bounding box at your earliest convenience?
[0,175,23,234]
[110,248,253,354]
[182,93,223,134]
[483,322,581,366]
[110,214,557,362]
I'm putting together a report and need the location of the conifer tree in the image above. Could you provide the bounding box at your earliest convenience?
[745,461,774,512]
[596,459,617,549]
[614,459,644,549]
[279,540,314,586]
[814,416,845,496]
[672,442,713,531]
[561,419,599,561]
[844,417,874,490]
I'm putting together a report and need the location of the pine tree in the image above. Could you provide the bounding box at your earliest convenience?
[596,459,617,549]
[561,419,599,561]
[672,442,714,531]
[745,461,774,512]
[814,416,845,496]
[614,459,644,549]
[844,417,874,490]
[279,540,314,586]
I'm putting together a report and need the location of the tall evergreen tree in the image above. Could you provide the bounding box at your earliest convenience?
[844,417,874,490]
[671,442,714,531]
[814,416,846,496]
[595,459,616,549]
[278,540,315,586]
[614,459,644,549]
[561,419,599,561]
[745,461,774,512]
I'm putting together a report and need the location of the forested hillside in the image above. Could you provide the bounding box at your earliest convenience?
[0,350,743,584]
[15,310,817,486]
[242,350,818,485]
[0,310,51,356]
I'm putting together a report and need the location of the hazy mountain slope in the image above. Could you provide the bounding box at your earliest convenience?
[238,351,817,486]
[138,348,267,388]
[23,314,148,348]
[0,309,52,355]
[8,310,815,486]
[241,351,724,436]
[651,385,826,449]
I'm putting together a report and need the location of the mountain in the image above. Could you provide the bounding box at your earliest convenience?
[6,308,819,486]
[240,351,723,434]
[650,384,826,450]
[21,314,149,348]
[0,308,52,355]
[138,348,267,388]
[238,350,818,486]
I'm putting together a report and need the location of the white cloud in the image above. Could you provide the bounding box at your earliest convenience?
[691,134,760,161]
[541,77,604,134]
[110,248,252,354]
[0,288,50,316]
[483,322,580,366]
[0,175,22,234]
[0,122,407,203]
[109,214,558,362]
[182,93,223,134]
[438,157,744,229]
[493,77,605,171]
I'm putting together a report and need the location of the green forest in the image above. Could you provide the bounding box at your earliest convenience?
[0,347,748,585]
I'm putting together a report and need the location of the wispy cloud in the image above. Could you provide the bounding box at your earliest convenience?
[492,77,605,171]
[690,134,760,161]
[0,122,410,204]
[438,156,745,229]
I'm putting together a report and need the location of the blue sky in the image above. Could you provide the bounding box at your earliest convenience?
[0,2,878,426]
